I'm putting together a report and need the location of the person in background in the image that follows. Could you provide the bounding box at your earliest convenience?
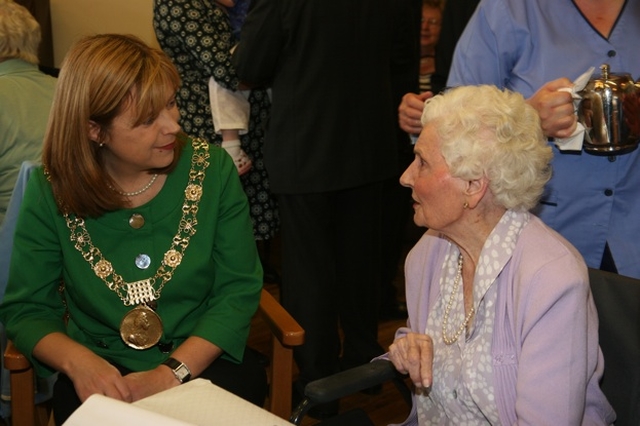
[398,0,477,141]
[429,0,479,94]
[13,0,54,70]
[153,0,280,247]
[391,0,482,137]
[0,34,267,424]
[0,0,56,226]
[399,0,640,278]
[233,0,414,417]
[418,0,444,93]
[388,85,614,425]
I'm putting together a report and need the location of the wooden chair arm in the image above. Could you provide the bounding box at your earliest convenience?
[4,340,32,371]
[4,340,43,426]
[257,288,304,419]
[258,289,304,347]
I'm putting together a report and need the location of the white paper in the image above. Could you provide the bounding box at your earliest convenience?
[64,379,294,426]
[63,394,195,426]
[553,67,595,151]
[134,379,294,425]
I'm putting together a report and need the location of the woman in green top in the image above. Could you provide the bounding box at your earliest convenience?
[0,34,266,423]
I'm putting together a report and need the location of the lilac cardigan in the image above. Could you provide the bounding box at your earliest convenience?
[389,215,615,425]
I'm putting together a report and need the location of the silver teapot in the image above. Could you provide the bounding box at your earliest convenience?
[577,64,640,154]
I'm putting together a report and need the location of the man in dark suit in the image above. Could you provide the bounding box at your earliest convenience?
[233,0,416,415]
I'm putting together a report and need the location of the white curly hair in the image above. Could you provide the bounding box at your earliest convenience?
[422,85,553,211]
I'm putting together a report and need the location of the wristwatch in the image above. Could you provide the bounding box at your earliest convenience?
[162,357,191,384]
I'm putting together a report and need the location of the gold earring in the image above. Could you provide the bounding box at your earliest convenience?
[463,202,469,209]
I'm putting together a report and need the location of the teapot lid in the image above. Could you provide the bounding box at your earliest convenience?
[594,64,633,81]
[593,63,634,85]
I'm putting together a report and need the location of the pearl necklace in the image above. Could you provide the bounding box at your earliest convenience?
[111,173,159,197]
[442,254,475,345]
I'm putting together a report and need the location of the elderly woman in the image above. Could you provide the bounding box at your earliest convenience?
[0,0,56,225]
[0,34,266,423]
[388,85,615,424]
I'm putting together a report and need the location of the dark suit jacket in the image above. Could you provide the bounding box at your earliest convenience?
[233,0,414,194]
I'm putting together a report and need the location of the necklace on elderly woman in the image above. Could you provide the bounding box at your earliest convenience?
[441,254,475,345]
[110,173,159,197]
[63,138,210,350]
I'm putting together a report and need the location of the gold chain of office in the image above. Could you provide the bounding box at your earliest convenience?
[64,138,210,306]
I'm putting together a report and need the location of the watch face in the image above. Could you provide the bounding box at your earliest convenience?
[175,364,190,381]
[164,358,191,383]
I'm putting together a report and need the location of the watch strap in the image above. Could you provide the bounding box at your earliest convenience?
[162,357,191,383]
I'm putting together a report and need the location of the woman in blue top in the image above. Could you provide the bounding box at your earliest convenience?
[398,0,640,278]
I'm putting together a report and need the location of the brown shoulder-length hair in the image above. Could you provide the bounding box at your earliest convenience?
[43,33,184,218]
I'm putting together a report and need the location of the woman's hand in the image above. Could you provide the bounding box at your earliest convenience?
[123,366,180,401]
[398,91,433,135]
[123,336,224,401]
[67,355,133,402]
[32,332,133,402]
[388,332,434,389]
[526,78,577,139]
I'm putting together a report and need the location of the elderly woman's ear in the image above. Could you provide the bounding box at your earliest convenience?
[462,176,490,209]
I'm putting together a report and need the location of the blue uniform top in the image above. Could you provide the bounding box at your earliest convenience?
[448,0,640,277]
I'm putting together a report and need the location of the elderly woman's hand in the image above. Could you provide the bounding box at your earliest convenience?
[526,78,578,139]
[399,91,433,135]
[388,332,434,389]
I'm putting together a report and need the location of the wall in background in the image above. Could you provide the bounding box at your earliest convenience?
[50,0,159,67]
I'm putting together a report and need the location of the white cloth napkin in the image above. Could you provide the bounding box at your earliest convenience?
[553,67,595,151]
[208,77,250,135]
